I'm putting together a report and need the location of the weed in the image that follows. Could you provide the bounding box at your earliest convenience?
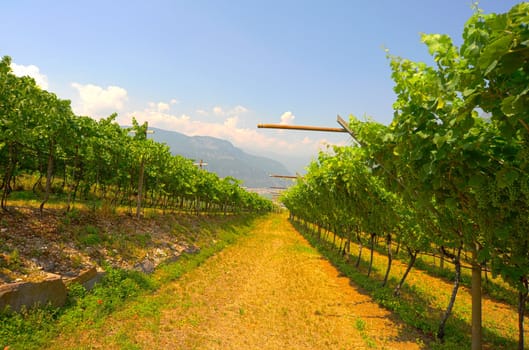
[84,225,99,236]
[0,304,60,350]
[71,255,83,269]
[99,202,116,218]
[353,317,376,348]
[78,225,102,246]
[9,190,39,201]
[354,318,366,331]
[61,209,81,226]
[29,248,43,258]
[67,283,87,301]
[112,329,142,350]
[288,243,317,255]
[131,233,151,247]
[281,307,289,316]
[5,249,21,269]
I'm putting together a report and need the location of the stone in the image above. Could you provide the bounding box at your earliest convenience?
[83,272,105,291]
[184,245,200,254]
[0,273,67,312]
[64,267,105,291]
[39,260,55,271]
[64,267,95,287]
[164,254,181,264]
[134,259,155,274]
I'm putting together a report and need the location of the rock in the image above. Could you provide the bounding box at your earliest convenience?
[42,261,55,271]
[83,272,105,291]
[164,254,180,264]
[64,267,104,291]
[134,259,155,274]
[62,271,77,278]
[0,273,67,312]
[154,248,166,257]
[184,245,200,254]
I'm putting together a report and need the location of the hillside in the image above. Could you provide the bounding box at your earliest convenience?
[150,127,293,188]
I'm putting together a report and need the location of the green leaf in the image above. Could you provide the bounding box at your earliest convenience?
[501,92,527,117]
[416,131,429,139]
[498,51,526,74]
[497,168,519,189]
[501,96,517,116]
[433,133,445,147]
[478,33,513,72]
[477,247,491,263]
[445,197,458,210]
[469,174,486,188]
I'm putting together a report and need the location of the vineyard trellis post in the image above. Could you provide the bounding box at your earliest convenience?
[129,121,154,218]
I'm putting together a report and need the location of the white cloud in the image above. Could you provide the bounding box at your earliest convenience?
[157,102,170,112]
[280,111,295,125]
[71,83,128,117]
[147,100,174,113]
[120,110,191,131]
[213,106,224,116]
[11,63,49,90]
[124,104,319,157]
[210,105,248,118]
[232,105,248,114]
[224,116,239,129]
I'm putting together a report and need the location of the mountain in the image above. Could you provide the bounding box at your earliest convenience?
[149,127,293,188]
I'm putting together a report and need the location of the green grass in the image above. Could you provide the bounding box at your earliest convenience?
[354,318,377,348]
[0,213,260,350]
[287,242,318,255]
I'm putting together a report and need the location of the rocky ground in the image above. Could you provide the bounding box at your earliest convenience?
[0,206,203,284]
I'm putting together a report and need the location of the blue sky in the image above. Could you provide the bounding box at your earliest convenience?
[1,1,523,172]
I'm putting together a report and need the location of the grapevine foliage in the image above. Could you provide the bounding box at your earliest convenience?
[282,4,529,348]
[0,56,273,214]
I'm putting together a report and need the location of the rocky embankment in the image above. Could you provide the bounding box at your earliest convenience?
[0,207,203,311]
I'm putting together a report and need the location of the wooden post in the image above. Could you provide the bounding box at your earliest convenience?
[136,155,145,218]
[257,116,362,143]
[257,123,347,133]
[269,174,298,179]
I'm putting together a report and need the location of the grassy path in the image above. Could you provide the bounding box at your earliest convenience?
[50,214,424,349]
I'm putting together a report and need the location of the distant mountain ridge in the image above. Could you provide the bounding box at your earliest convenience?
[149,127,292,188]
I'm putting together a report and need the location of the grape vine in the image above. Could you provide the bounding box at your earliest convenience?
[282,4,529,349]
[0,56,273,216]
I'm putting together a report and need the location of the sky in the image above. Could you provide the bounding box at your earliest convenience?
[1,1,523,173]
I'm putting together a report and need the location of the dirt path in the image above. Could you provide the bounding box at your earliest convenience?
[51,214,425,349]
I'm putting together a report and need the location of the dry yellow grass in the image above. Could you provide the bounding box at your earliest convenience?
[50,214,425,349]
[326,231,529,348]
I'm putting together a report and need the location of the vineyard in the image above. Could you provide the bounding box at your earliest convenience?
[1,2,529,350]
[0,55,273,216]
[282,4,529,349]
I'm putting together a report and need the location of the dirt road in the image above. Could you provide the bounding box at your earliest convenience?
[52,214,425,349]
